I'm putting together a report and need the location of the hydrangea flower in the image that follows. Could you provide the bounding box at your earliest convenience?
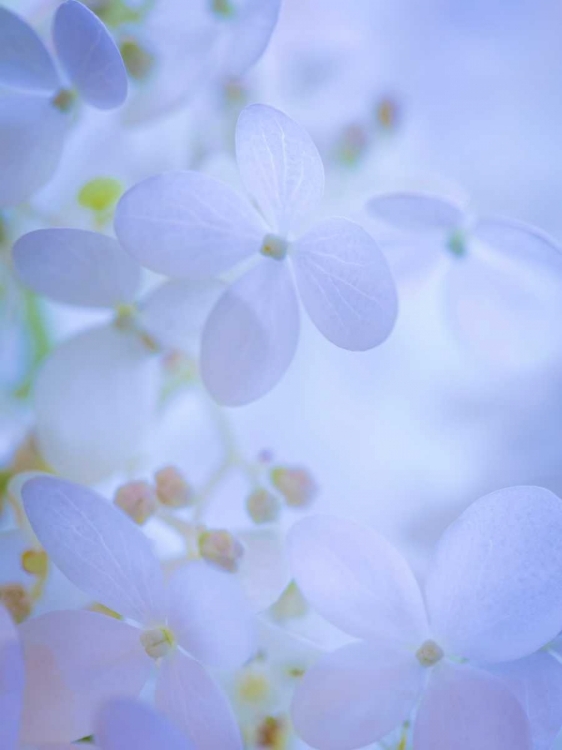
[12,227,221,482]
[115,0,282,123]
[366,191,562,368]
[0,1,128,206]
[288,486,562,750]
[115,104,399,405]
[18,475,255,747]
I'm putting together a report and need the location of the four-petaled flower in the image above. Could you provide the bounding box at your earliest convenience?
[115,103,398,406]
[288,486,562,750]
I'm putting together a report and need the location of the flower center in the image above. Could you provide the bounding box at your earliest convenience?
[140,627,175,659]
[415,639,444,667]
[260,234,288,261]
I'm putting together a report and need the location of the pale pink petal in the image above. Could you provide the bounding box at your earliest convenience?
[413,663,531,750]
[292,642,424,750]
[166,561,256,669]
[19,610,151,745]
[289,515,429,646]
[155,650,243,750]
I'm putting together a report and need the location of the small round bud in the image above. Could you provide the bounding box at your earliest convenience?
[256,716,287,749]
[246,488,280,524]
[21,549,48,577]
[114,480,158,525]
[120,39,155,81]
[155,465,193,508]
[140,627,175,659]
[236,667,271,704]
[199,529,244,572]
[0,584,32,623]
[78,177,123,215]
[270,466,317,508]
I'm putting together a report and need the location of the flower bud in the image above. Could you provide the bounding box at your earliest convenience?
[155,465,193,508]
[114,480,158,525]
[270,466,317,508]
[246,488,280,524]
[0,584,32,623]
[199,529,244,572]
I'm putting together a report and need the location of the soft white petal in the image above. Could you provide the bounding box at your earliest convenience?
[19,610,151,745]
[0,92,68,207]
[0,605,24,750]
[34,325,161,484]
[224,0,282,77]
[365,192,465,233]
[167,560,256,669]
[425,486,562,663]
[156,650,243,750]
[13,229,141,308]
[488,652,562,750]
[292,642,424,750]
[95,698,193,750]
[288,515,429,646]
[235,528,291,613]
[52,0,128,110]
[236,104,325,235]
[22,476,166,624]
[114,171,264,279]
[201,260,300,406]
[139,279,224,354]
[413,663,531,750]
[473,217,562,272]
[0,7,59,92]
[292,217,398,350]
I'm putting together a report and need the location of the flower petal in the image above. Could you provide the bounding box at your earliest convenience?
[34,325,161,484]
[235,104,324,235]
[114,171,264,279]
[19,610,151,745]
[0,7,59,92]
[22,476,165,624]
[288,515,429,646]
[413,663,531,750]
[0,92,68,207]
[52,0,128,110]
[201,260,300,406]
[473,216,562,272]
[0,605,24,750]
[488,652,562,750]
[235,528,291,613]
[425,486,562,663]
[167,560,256,669]
[156,650,243,750]
[291,642,424,750]
[13,229,141,308]
[95,698,193,750]
[139,279,224,354]
[365,192,465,233]
[224,0,282,77]
[292,217,398,350]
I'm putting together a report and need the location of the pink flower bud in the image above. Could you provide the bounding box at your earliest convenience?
[246,488,280,524]
[270,466,317,508]
[114,480,158,525]
[155,465,193,508]
[199,529,244,572]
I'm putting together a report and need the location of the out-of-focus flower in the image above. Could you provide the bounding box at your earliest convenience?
[12,227,222,483]
[271,466,317,509]
[114,479,158,524]
[289,486,562,750]
[115,104,398,405]
[20,475,255,747]
[366,191,562,370]
[154,465,193,508]
[0,1,128,206]
[246,488,281,524]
